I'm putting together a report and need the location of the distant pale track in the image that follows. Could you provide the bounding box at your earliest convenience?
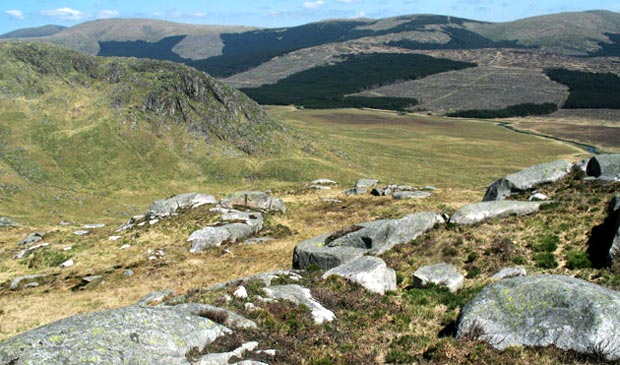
[496,121,601,155]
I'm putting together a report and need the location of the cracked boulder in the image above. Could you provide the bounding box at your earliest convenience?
[456,275,620,361]
[293,212,444,270]
[483,160,570,201]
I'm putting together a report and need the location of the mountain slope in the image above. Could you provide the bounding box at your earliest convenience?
[2,19,254,59]
[0,25,66,39]
[0,41,322,222]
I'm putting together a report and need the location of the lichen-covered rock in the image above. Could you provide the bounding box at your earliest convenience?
[450,201,548,225]
[9,275,47,290]
[147,193,217,218]
[323,256,396,295]
[293,212,444,270]
[263,285,335,324]
[343,187,366,195]
[483,160,570,201]
[0,305,230,365]
[586,154,620,179]
[220,192,286,213]
[456,275,620,361]
[413,263,464,292]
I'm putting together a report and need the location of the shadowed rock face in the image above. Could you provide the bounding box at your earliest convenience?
[456,275,620,361]
[293,212,445,270]
[0,305,230,365]
[587,154,620,179]
[450,200,548,225]
[483,160,570,201]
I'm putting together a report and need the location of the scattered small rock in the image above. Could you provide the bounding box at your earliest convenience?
[10,274,46,290]
[73,230,89,236]
[109,235,122,241]
[0,217,18,227]
[83,223,105,229]
[220,191,286,213]
[60,259,74,268]
[233,286,248,299]
[309,185,331,190]
[413,263,464,293]
[355,179,379,188]
[393,191,431,200]
[120,244,131,250]
[528,192,550,201]
[490,267,527,280]
[63,246,72,251]
[18,232,44,245]
[321,198,342,203]
[137,289,175,306]
[311,179,337,185]
[123,269,134,277]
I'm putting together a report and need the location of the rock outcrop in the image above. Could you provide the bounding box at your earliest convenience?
[323,256,397,295]
[0,305,229,365]
[293,212,445,270]
[188,210,263,253]
[586,154,620,180]
[220,192,286,214]
[147,193,217,218]
[450,200,549,225]
[483,160,570,201]
[456,275,620,361]
[18,232,44,245]
[413,263,464,292]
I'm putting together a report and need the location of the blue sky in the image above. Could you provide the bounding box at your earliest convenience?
[1,0,619,34]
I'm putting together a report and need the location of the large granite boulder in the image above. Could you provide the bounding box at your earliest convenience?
[456,275,620,361]
[586,154,620,179]
[293,212,445,270]
[393,191,431,200]
[0,305,229,365]
[483,160,570,201]
[413,263,464,293]
[263,285,335,324]
[188,211,263,253]
[147,193,217,218]
[220,191,286,214]
[450,201,548,225]
[323,256,397,295]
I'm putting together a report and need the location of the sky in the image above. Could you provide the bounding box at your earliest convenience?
[1,0,619,34]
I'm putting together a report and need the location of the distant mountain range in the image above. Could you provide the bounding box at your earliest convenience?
[2,10,620,112]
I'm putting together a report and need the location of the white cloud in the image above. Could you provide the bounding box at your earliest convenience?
[5,9,24,20]
[303,0,325,10]
[41,8,88,21]
[190,11,207,17]
[97,10,119,19]
[336,0,363,3]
